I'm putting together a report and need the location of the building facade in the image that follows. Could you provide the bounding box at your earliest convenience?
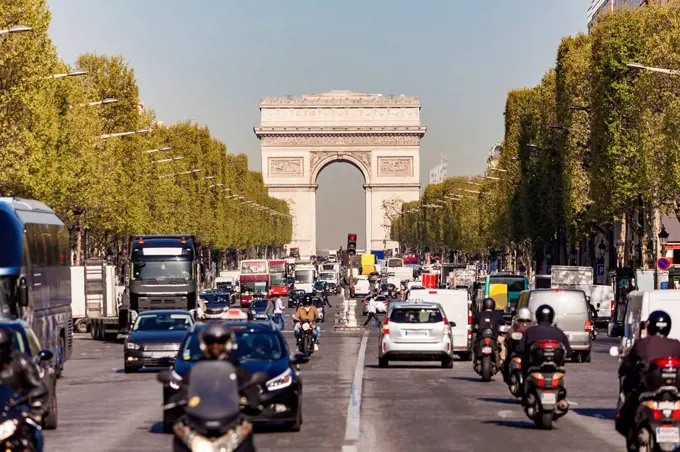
[588,0,649,30]
[428,154,447,184]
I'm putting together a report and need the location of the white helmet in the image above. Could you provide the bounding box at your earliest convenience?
[516,307,532,322]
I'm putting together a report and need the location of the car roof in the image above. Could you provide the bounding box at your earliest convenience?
[390,302,441,309]
[189,320,279,333]
[138,309,192,315]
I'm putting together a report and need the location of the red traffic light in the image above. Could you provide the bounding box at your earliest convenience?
[348,234,356,241]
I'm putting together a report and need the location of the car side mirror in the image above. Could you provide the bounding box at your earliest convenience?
[37,349,53,362]
[609,346,620,357]
[18,278,28,308]
[449,321,456,327]
[291,353,310,365]
[586,296,591,303]
[157,370,173,384]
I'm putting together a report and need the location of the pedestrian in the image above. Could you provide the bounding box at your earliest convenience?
[363,294,380,327]
[274,295,285,330]
[265,296,275,322]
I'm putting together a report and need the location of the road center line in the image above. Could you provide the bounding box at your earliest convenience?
[344,331,368,444]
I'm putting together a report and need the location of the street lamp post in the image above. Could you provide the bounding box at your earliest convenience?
[79,98,119,107]
[100,128,151,139]
[0,25,32,36]
[152,156,184,164]
[627,62,680,77]
[44,70,88,80]
[145,146,171,154]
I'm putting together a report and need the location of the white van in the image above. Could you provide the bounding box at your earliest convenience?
[580,285,615,327]
[354,276,371,297]
[618,290,680,356]
[406,288,472,360]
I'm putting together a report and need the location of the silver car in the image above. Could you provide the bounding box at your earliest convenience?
[378,302,455,369]
[516,289,593,362]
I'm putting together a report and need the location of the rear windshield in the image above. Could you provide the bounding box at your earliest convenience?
[529,291,586,314]
[489,276,526,292]
[390,308,443,323]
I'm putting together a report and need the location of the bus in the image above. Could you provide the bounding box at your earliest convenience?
[239,259,269,307]
[0,198,73,377]
[482,273,529,319]
[268,259,288,296]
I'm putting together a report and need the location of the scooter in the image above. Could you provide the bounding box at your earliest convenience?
[0,384,45,452]
[158,361,269,452]
[522,340,569,429]
[473,326,505,382]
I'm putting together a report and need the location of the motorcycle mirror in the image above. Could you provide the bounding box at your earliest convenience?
[449,321,456,328]
[157,370,173,384]
[38,349,53,362]
[609,346,620,357]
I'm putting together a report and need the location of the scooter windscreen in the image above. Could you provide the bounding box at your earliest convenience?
[184,361,241,425]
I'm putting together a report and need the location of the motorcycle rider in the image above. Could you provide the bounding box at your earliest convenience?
[170,323,260,411]
[518,304,572,373]
[501,307,533,382]
[292,296,320,351]
[322,285,332,308]
[473,298,506,364]
[615,310,680,448]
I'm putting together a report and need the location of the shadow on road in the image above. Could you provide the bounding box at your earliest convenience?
[447,376,488,382]
[478,397,521,405]
[364,364,443,369]
[572,408,616,420]
[481,420,536,430]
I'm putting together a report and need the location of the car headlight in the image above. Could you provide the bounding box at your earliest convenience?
[126,342,141,350]
[0,419,17,441]
[266,368,293,391]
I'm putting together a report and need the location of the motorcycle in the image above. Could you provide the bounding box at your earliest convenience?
[298,321,316,356]
[522,340,569,429]
[474,327,504,382]
[0,385,44,452]
[633,356,680,451]
[158,361,268,452]
[505,330,525,398]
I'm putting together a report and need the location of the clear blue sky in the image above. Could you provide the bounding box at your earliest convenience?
[47,0,590,250]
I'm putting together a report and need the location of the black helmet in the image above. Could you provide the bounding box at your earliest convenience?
[303,296,312,306]
[482,298,496,311]
[200,322,235,359]
[0,327,13,362]
[535,304,555,324]
[647,310,672,337]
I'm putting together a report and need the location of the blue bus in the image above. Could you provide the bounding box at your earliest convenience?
[0,198,73,377]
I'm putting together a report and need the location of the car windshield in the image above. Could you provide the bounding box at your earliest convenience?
[181,329,284,362]
[320,273,334,281]
[295,271,314,283]
[131,260,192,281]
[1,326,26,354]
[489,276,526,292]
[202,293,229,304]
[314,281,325,289]
[251,300,268,309]
[133,313,193,331]
[390,308,443,323]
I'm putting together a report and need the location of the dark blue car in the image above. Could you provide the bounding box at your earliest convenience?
[162,321,308,433]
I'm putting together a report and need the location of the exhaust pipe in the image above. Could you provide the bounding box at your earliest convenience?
[556,399,569,413]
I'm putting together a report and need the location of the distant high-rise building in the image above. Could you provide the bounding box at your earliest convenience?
[429,154,448,184]
[588,0,651,31]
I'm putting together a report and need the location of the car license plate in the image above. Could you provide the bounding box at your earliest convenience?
[150,352,175,359]
[481,346,492,354]
[540,392,556,405]
[656,427,680,443]
[405,330,428,336]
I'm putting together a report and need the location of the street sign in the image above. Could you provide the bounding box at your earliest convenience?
[518,264,527,274]
[658,257,671,271]
[546,265,552,274]
[597,264,605,276]
[661,282,669,290]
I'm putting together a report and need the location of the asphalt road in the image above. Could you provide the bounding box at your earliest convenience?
[44,296,624,451]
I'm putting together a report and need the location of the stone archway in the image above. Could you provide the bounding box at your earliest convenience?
[255,91,426,257]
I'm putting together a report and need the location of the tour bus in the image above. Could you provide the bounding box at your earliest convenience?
[0,198,73,376]
[239,259,269,307]
[268,259,288,296]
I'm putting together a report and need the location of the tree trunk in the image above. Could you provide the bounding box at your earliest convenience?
[75,216,83,266]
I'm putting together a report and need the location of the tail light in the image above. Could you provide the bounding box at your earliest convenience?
[651,357,680,368]
[382,319,389,334]
[551,373,564,387]
[642,400,680,420]
[483,337,491,345]
[610,299,616,315]
[468,302,472,326]
[536,340,561,348]
[585,320,593,332]
[512,357,522,369]
[531,372,545,387]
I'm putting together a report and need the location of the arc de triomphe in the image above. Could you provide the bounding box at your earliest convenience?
[254,91,426,257]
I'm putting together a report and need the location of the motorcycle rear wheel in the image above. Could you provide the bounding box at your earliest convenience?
[535,411,554,430]
[481,357,492,382]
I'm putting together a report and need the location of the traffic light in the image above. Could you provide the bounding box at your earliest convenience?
[347,233,357,256]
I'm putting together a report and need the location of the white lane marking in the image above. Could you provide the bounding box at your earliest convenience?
[344,331,368,444]
[342,446,359,452]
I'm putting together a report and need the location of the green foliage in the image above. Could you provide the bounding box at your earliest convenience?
[0,1,290,255]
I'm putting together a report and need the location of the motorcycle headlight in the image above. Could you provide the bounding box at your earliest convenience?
[302,323,310,331]
[266,368,293,391]
[188,434,215,452]
[126,342,140,350]
[0,419,17,441]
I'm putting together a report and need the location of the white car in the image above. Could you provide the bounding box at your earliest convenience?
[362,295,388,316]
[378,302,454,368]
[354,277,371,297]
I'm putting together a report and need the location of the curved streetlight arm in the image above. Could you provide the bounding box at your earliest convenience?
[627,62,680,77]
[0,25,32,36]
